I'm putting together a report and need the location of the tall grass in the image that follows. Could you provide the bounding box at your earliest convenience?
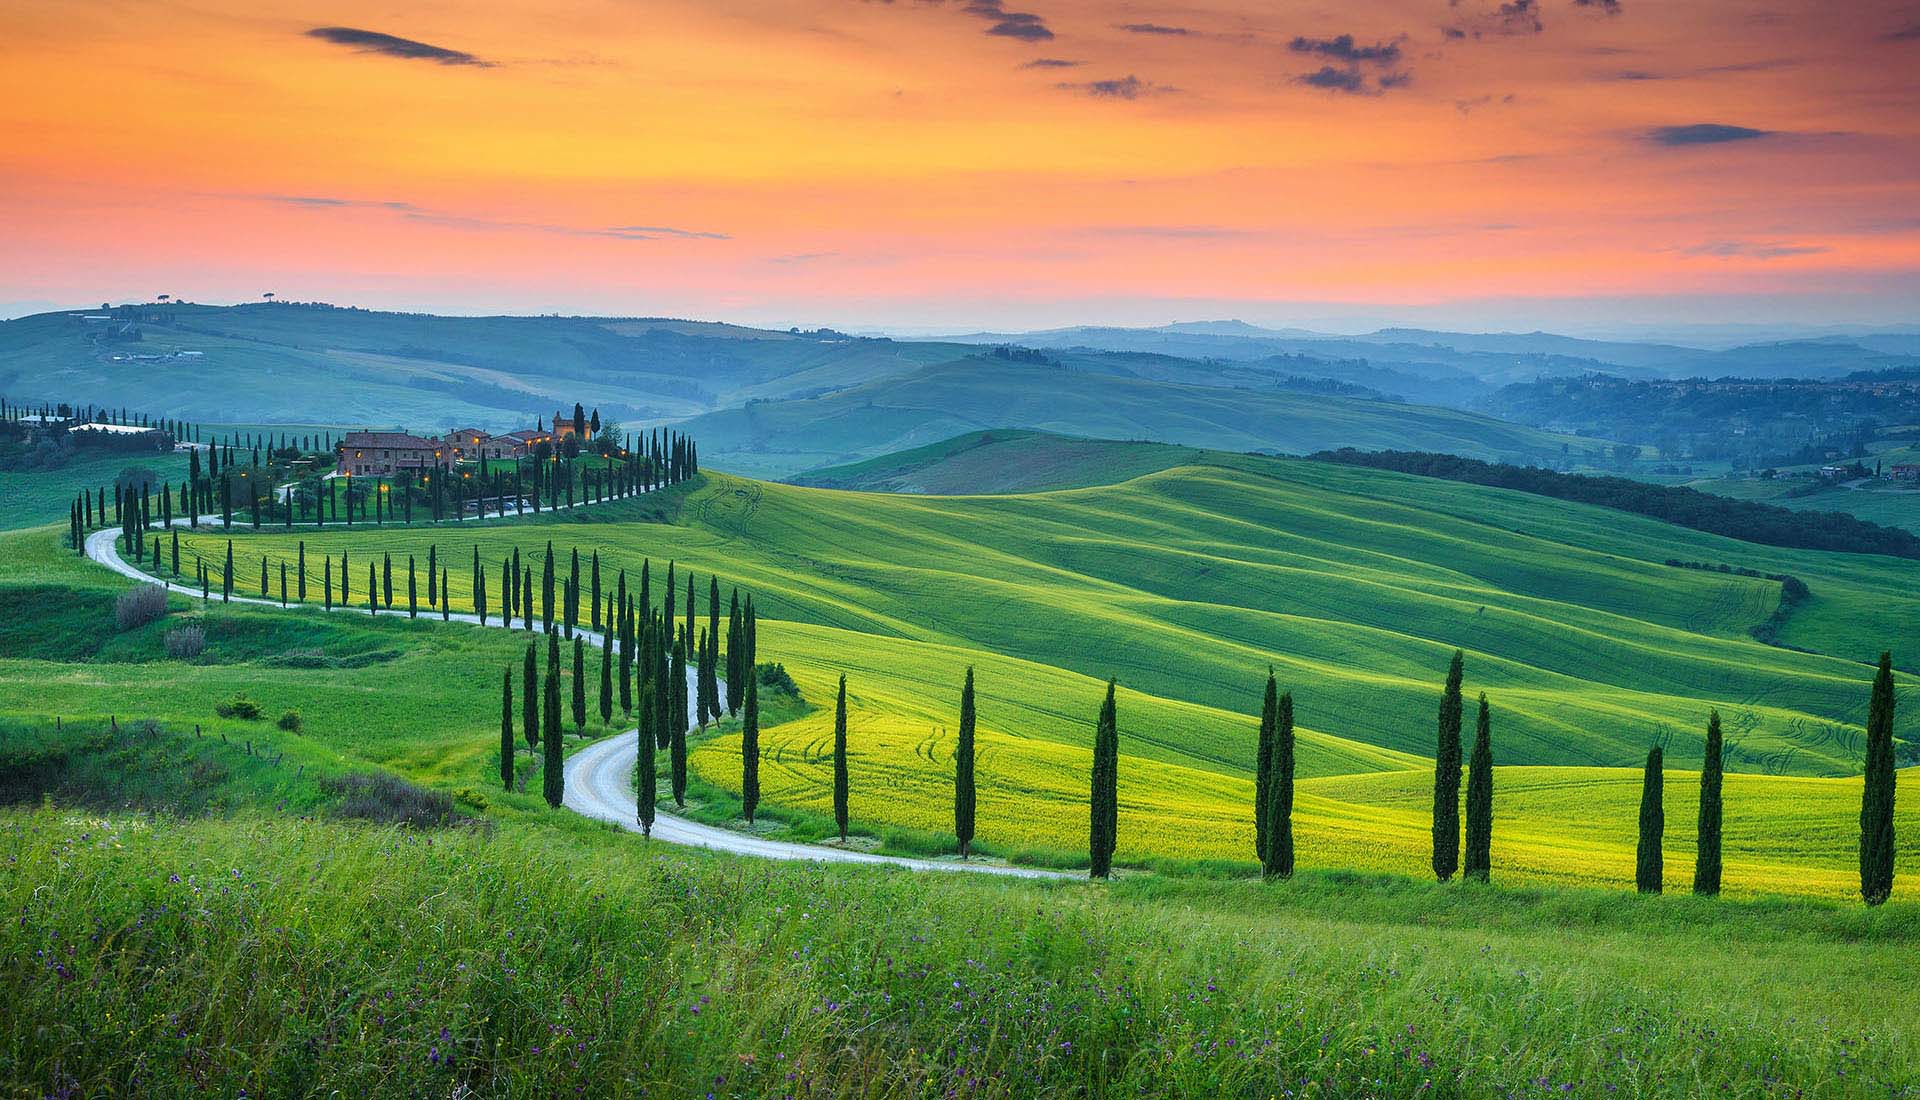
[2,807,1915,1097]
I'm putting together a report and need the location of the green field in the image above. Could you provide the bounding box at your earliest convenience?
[5,807,1915,1096]
[684,359,1597,479]
[126,449,1915,898]
[0,449,191,531]
[4,450,1918,1095]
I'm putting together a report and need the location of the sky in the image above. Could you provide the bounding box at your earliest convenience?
[2,0,1918,335]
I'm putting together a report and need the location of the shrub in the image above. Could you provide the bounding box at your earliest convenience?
[214,695,263,721]
[114,585,169,632]
[162,625,205,659]
[275,710,303,733]
[323,773,466,829]
[756,661,801,698]
[454,786,490,812]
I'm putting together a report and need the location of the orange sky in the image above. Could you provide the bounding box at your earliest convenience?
[2,0,1916,331]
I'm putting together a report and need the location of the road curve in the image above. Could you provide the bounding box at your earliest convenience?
[84,520,1068,880]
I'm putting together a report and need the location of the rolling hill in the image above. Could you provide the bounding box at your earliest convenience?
[683,358,1596,479]
[0,303,966,428]
[150,452,1917,895]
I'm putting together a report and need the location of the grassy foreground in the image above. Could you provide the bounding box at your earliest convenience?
[3,807,1917,1098]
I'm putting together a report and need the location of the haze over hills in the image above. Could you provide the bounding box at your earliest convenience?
[682,357,1592,479]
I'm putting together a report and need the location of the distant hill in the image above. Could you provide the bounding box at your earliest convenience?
[0,302,966,429]
[793,430,1206,494]
[685,357,1596,480]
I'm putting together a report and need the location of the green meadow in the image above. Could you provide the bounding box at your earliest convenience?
[132,449,1916,897]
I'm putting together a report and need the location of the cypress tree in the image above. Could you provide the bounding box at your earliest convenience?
[590,551,601,632]
[953,667,979,857]
[669,639,688,750]
[324,558,333,609]
[542,543,555,634]
[172,530,181,577]
[523,566,534,631]
[342,551,350,607]
[442,568,450,620]
[407,555,417,617]
[259,555,268,598]
[833,674,849,842]
[745,595,757,671]
[686,571,696,650]
[669,681,688,809]
[572,636,587,732]
[599,635,613,725]
[476,561,488,625]
[695,628,712,728]
[1089,679,1119,880]
[500,669,515,791]
[618,596,633,716]
[741,676,761,823]
[725,589,742,714]
[567,547,580,637]
[1432,650,1465,882]
[1636,745,1665,894]
[1264,690,1296,879]
[1860,651,1897,906]
[1255,669,1277,863]
[427,544,437,607]
[1694,709,1723,897]
[637,683,657,836]
[296,541,305,600]
[223,540,233,601]
[522,643,539,751]
[368,561,377,615]
[382,552,392,608]
[279,561,287,606]
[543,634,563,807]
[1463,693,1493,883]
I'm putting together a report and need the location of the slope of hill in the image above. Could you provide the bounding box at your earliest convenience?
[686,358,1595,479]
[0,303,965,428]
[792,430,1205,494]
[138,450,1915,892]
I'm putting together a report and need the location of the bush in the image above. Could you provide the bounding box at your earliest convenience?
[323,772,466,829]
[162,625,205,659]
[214,695,263,721]
[114,585,169,632]
[275,709,303,733]
[756,661,801,698]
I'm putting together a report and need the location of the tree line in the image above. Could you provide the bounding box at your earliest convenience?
[68,428,701,556]
[1309,448,1920,560]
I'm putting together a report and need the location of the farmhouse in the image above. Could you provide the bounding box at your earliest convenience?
[335,431,448,477]
[1893,463,1920,482]
[444,428,517,462]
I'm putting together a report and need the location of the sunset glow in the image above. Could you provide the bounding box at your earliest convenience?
[3,0,1917,328]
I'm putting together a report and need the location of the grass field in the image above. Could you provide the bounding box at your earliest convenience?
[0,449,191,531]
[116,452,1913,898]
[4,807,1916,1097]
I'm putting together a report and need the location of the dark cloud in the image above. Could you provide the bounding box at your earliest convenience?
[1681,240,1828,259]
[1288,32,1410,92]
[1647,123,1774,146]
[1572,0,1622,12]
[305,26,491,66]
[1888,22,1920,40]
[1021,57,1082,68]
[263,195,423,211]
[770,251,838,264]
[1496,1,1544,34]
[1288,34,1402,64]
[1298,65,1367,93]
[965,0,1053,41]
[869,0,1054,43]
[1055,74,1174,99]
[1117,22,1189,35]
